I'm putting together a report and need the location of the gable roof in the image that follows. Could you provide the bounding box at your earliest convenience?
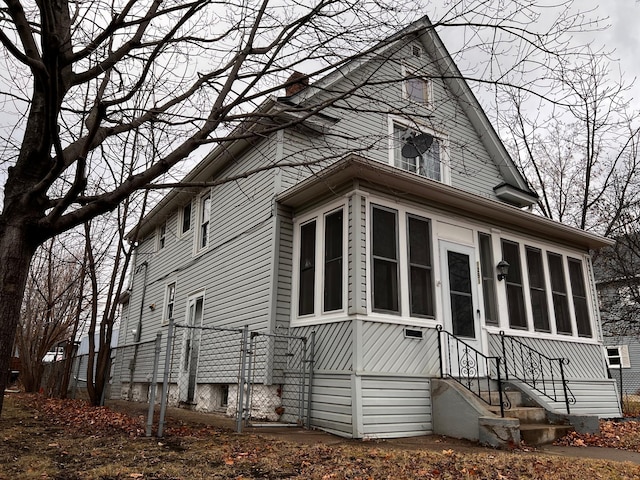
[132,15,535,239]
[291,15,536,197]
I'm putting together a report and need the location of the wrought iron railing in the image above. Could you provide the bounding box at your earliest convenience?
[436,326,506,417]
[499,331,575,414]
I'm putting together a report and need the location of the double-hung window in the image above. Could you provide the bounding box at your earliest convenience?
[297,206,345,318]
[158,223,167,250]
[198,194,210,250]
[181,202,192,235]
[164,282,175,324]
[392,122,442,181]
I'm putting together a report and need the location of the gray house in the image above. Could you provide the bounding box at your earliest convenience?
[116,17,621,441]
[594,235,640,396]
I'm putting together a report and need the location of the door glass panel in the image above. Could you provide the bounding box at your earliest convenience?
[448,251,474,338]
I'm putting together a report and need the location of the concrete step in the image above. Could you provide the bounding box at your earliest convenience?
[519,423,573,445]
[480,390,522,407]
[487,406,547,424]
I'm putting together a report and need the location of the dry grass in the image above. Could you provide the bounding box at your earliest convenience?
[1,394,639,479]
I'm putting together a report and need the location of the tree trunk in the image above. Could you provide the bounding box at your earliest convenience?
[0,221,38,412]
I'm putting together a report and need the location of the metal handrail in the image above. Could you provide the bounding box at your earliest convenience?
[499,331,575,414]
[437,325,506,417]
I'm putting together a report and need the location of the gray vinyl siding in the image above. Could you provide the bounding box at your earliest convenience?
[273,205,293,332]
[361,376,432,438]
[361,322,440,376]
[512,379,621,418]
[293,321,353,372]
[278,43,504,200]
[291,323,354,436]
[309,373,353,437]
[488,333,607,379]
[604,336,640,395]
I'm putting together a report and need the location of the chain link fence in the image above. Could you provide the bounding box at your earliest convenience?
[609,367,640,416]
[161,323,313,433]
[39,322,314,436]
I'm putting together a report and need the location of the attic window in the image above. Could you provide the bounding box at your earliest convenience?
[404,74,431,105]
[411,45,422,57]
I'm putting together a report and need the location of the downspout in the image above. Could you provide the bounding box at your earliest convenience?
[135,261,149,343]
[128,261,148,400]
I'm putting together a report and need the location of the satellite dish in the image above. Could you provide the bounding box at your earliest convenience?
[402,132,433,158]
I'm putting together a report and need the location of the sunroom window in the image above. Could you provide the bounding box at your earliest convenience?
[501,240,527,329]
[407,215,434,317]
[568,257,592,337]
[372,206,399,313]
[494,237,594,339]
[548,252,572,335]
[526,246,550,332]
[296,207,345,317]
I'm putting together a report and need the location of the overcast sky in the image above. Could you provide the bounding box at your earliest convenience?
[1,1,639,208]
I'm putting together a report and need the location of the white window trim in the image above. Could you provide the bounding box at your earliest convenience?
[364,196,439,328]
[606,344,630,368]
[162,281,176,326]
[401,64,433,106]
[291,199,348,326]
[194,191,211,255]
[387,115,451,185]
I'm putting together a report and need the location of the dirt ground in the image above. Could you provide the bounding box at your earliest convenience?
[1,393,640,479]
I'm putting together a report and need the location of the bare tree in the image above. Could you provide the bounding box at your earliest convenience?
[0,0,604,414]
[501,51,640,336]
[16,237,85,392]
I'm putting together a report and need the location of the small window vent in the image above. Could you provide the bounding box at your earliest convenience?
[404,328,423,339]
[412,45,422,57]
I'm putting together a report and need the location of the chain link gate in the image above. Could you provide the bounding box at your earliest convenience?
[158,320,314,435]
[237,329,314,431]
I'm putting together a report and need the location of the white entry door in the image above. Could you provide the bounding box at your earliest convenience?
[440,241,484,375]
[179,294,203,403]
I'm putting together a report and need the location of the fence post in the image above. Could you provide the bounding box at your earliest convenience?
[157,319,175,438]
[71,355,83,399]
[299,338,307,425]
[619,365,624,413]
[306,331,315,429]
[236,325,249,433]
[146,332,163,437]
[243,332,257,428]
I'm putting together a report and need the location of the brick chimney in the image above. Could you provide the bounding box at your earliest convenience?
[284,71,308,96]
